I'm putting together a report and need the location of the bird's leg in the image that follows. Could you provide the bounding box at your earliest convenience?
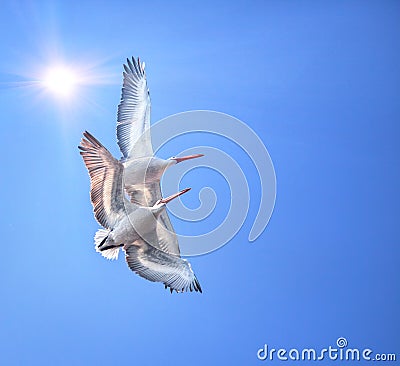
[99,243,124,252]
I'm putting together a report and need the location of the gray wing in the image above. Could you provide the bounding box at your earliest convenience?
[156,209,181,256]
[79,131,129,229]
[117,57,152,159]
[127,181,180,256]
[124,236,202,293]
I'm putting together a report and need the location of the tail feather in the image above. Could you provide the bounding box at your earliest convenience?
[94,228,120,260]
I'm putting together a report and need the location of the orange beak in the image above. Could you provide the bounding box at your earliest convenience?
[160,188,191,204]
[173,154,204,163]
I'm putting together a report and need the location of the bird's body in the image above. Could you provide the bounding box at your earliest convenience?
[122,156,172,204]
[123,156,171,184]
[97,200,170,252]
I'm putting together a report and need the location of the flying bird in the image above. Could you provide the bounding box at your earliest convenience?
[117,57,203,206]
[79,133,202,293]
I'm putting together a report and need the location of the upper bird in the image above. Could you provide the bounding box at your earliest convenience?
[116,57,203,206]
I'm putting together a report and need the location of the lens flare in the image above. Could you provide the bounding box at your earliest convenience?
[42,66,78,97]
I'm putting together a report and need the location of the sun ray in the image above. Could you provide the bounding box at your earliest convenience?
[41,65,79,98]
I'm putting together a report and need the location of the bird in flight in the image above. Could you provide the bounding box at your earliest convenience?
[79,133,202,292]
[117,57,203,206]
[79,57,203,292]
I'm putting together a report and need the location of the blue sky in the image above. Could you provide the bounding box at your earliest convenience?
[1,1,399,365]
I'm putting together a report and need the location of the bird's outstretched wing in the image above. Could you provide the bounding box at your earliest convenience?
[79,131,128,228]
[127,181,180,256]
[117,57,152,159]
[124,235,202,293]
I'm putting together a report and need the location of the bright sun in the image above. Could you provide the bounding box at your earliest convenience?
[42,66,78,97]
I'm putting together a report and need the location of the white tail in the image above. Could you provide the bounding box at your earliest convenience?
[94,228,120,260]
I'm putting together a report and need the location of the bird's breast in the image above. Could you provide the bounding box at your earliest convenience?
[123,157,167,185]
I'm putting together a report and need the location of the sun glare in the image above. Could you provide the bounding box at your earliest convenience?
[42,66,78,97]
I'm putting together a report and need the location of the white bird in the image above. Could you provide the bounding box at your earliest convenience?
[117,56,203,208]
[79,133,202,293]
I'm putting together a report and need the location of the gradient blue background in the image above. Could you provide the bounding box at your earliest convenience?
[1,1,399,365]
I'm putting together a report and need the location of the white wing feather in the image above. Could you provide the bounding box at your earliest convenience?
[117,57,152,159]
[125,236,202,293]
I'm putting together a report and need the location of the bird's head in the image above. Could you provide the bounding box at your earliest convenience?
[167,154,204,166]
[152,188,191,214]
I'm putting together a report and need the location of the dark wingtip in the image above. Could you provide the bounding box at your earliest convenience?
[81,131,104,148]
[83,130,92,139]
[195,278,203,293]
[127,58,133,72]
